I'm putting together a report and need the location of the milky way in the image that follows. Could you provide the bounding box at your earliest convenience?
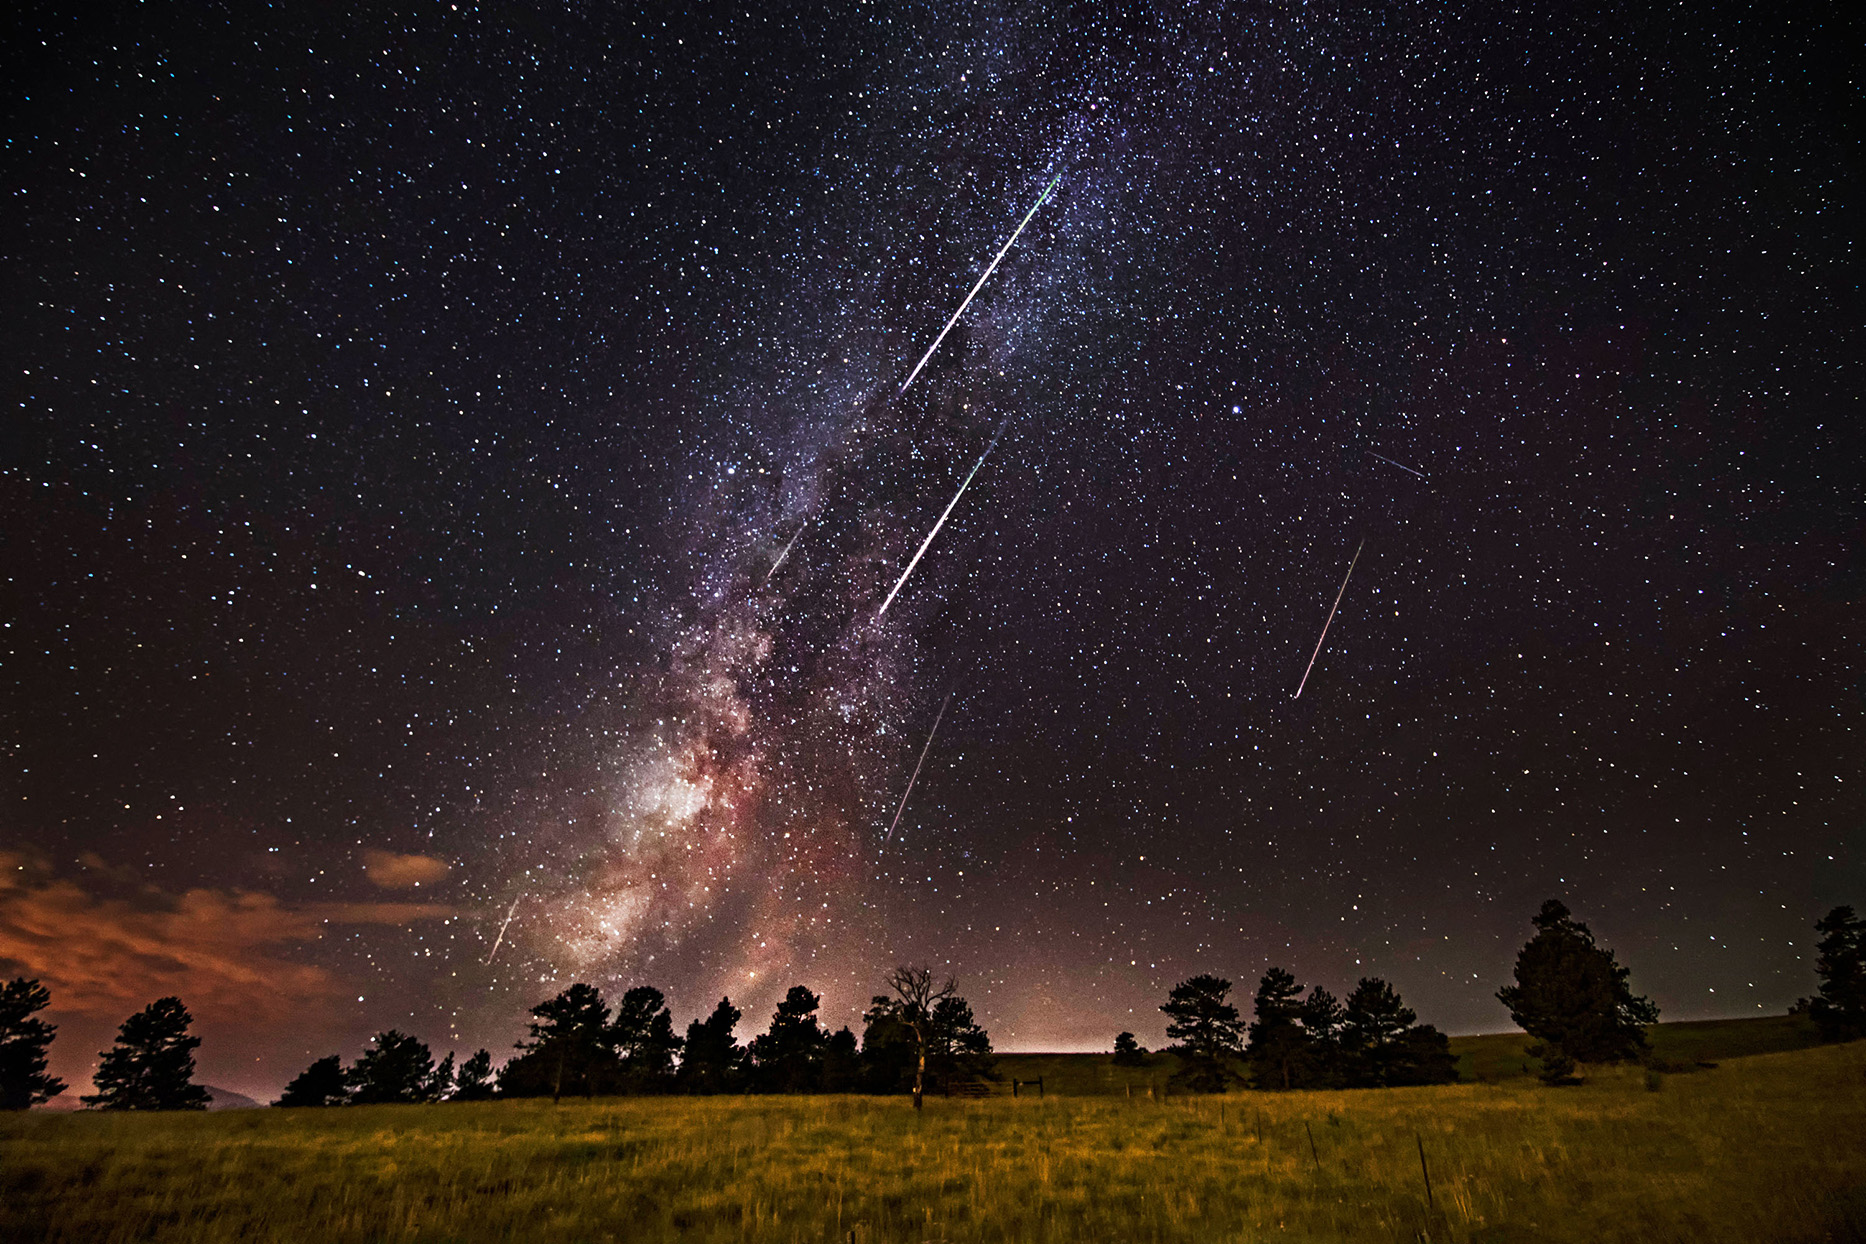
[6,2,1858,1093]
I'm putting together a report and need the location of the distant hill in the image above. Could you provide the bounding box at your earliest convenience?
[987,1013,1828,1094]
[1450,1013,1825,1082]
[204,1085,263,1110]
[36,1084,263,1112]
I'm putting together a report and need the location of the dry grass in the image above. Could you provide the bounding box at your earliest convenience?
[4,1041,1862,1243]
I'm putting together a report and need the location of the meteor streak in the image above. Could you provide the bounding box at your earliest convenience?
[877,421,1007,617]
[484,895,522,964]
[885,691,952,843]
[1293,539,1364,700]
[1368,451,1426,478]
[897,174,1062,396]
[763,522,806,585]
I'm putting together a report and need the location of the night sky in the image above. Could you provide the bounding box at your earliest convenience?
[4,1,1859,1101]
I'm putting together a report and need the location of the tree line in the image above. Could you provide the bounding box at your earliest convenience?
[0,964,996,1112]
[1126,968,1461,1093]
[288,965,995,1108]
[1126,897,1685,1091]
[3,899,1862,1109]
[273,967,995,1108]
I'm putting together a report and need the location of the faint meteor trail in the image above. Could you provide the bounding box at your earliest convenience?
[1368,450,1426,478]
[885,691,952,843]
[1293,539,1365,700]
[484,895,522,964]
[897,175,1062,396]
[877,421,1008,617]
[762,522,806,585]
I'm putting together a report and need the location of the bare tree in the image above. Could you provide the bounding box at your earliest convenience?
[884,966,955,1111]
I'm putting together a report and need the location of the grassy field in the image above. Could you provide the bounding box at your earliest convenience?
[4,1038,1863,1243]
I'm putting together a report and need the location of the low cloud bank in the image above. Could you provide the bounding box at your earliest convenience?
[0,851,450,1024]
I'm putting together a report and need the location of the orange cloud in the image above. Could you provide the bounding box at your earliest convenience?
[0,853,451,1025]
[361,850,451,889]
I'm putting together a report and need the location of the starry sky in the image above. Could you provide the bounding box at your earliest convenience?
[4,1,1859,1101]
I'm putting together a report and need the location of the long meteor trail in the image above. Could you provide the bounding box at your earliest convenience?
[484,895,522,964]
[877,421,1007,617]
[885,691,952,843]
[762,522,806,585]
[897,175,1061,397]
[1368,450,1426,478]
[1293,539,1364,700]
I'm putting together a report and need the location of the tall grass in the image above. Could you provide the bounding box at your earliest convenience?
[4,1042,1862,1243]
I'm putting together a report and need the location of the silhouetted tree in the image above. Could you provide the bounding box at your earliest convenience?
[1298,986,1347,1088]
[1245,968,1310,1090]
[426,1051,456,1101]
[1389,1026,1459,1085]
[1339,978,1457,1087]
[884,966,956,1109]
[1111,1031,1148,1066]
[610,986,682,1091]
[750,985,829,1092]
[928,994,995,1088]
[863,985,993,1096]
[349,1030,438,1104]
[452,1049,496,1100]
[0,978,66,1110]
[1808,905,1866,1042]
[83,997,210,1111]
[275,1055,349,1107]
[501,983,615,1100]
[859,994,917,1093]
[1497,899,1658,1083]
[1162,975,1243,1092]
[822,1026,862,1092]
[677,996,744,1093]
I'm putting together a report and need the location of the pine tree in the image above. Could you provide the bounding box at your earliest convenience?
[1111,1031,1148,1066]
[1386,1024,1459,1086]
[821,1026,862,1092]
[452,1049,496,1100]
[1340,977,1414,1083]
[1340,978,1457,1087]
[500,983,615,1099]
[1161,974,1243,1092]
[0,978,66,1110]
[348,1030,437,1104]
[928,993,995,1089]
[1808,905,1866,1042]
[858,995,917,1093]
[1298,986,1346,1087]
[276,1055,349,1107]
[610,986,682,1090]
[83,997,210,1111]
[1245,968,1309,1090]
[677,997,744,1093]
[425,1051,456,1102]
[749,985,829,1092]
[1497,899,1658,1083]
